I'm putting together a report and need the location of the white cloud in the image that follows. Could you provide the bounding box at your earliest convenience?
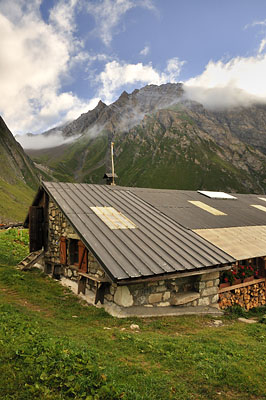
[184,54,266,109]
[140,46,150,56]
[86,0,157,46]
[258,38,266,54]
[49,0,78,37]
[97,58,184,103]
[0,0,93,134]
[245,19,266,29]
[165,58,185,82]
[16,131,81,150]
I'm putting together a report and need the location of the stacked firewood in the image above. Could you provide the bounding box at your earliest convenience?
[219,282,266,310]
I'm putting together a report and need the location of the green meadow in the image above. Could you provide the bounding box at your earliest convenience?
[0,229,265,400]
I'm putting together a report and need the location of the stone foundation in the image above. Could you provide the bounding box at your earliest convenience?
[104,271,220,308]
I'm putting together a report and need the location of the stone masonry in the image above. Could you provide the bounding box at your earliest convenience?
[104,271,220,308]
[46,201,221,308]
[45,201,106,291]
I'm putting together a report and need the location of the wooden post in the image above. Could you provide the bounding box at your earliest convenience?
[111,142,115,186]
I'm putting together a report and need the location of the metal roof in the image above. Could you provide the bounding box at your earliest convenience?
[42,182,234,281]
[123,188,266,229]
[194,226,266,260]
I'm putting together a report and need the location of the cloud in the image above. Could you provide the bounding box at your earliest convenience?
[140,46,150,56]
[258,38,266,54]
[245,19,266,29]
[96,57,185,103]
[0,0,94,134]
[16,131,80,150]
[86,0,157,46]
[184,54,266,110]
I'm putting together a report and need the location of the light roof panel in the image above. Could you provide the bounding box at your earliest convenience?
[188,201,227,216]
[198,190,237,200]
[194,225,266,259]
[91,206,137,230]
[251,204,266,213]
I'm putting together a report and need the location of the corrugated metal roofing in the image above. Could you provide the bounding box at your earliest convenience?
[123,188,266,229]
[42,182,234,281]
[194,226,266,260]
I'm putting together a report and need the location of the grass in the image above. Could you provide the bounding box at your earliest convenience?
[0,178,35,223]
[115,124,259,192]
[0,229,266,399]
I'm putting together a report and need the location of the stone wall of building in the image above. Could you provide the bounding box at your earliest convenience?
[45,200,106,285]
[106,271,220,308]
[46,200,221,309]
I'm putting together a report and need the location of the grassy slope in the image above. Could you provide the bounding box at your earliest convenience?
[0,229,265,400]
[115,122,262,192]
[0,178,35,223]
[30,134,109,184]
[0,120,38,223]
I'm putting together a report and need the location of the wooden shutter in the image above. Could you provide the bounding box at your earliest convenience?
[78,241,88,273]
[29,206,44,252]
[60,237,67,265]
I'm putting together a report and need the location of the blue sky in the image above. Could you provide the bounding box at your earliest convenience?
[1,0,266,135]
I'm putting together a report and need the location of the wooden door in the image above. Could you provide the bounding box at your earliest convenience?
[60,237,67,265]
[78,241,88,273]
[29,206,44,252]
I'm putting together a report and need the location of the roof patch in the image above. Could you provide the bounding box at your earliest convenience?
[194,225,266,260]
[251,204,266,213]
[188,201,227,216]
[90,206,137,230]
[198,190,237,200]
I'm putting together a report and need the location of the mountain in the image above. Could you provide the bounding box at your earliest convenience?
[0,117,39,223]
[26,83,266,193]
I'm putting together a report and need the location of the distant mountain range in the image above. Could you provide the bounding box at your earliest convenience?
[26,83,266,193]
[1,82,266,221]
[0,117,39,222]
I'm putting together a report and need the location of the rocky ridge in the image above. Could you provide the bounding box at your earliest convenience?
[26,83,266,193]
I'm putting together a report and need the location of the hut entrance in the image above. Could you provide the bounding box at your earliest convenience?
[29,206,44,252]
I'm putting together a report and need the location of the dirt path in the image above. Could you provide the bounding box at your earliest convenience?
[0,285,53,317]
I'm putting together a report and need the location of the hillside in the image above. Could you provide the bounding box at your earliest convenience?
[26,83,266,193]
[0,117,39,223]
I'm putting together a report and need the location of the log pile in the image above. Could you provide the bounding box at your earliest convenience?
[219,282,266,310]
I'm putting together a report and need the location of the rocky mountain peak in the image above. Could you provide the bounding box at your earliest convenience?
[96,100,107,110]
[25,83,266,194]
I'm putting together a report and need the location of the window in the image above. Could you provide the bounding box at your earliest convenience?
[69,239,79,265]
[68,239,88,273]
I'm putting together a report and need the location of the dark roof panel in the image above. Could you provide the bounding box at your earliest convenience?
[124,188,266,229]
[42,182,234,281]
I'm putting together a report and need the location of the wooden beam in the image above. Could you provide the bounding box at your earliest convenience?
[117,265,232,286]
[77,271,110,283]
[218,278,266,294]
